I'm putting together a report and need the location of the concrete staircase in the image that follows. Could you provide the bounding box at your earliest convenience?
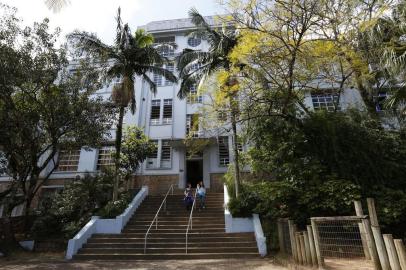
[74,192,258,260]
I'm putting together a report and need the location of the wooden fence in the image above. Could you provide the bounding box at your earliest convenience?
[277,198,406,270]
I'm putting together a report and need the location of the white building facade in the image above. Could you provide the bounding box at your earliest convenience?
[0,16,372,202]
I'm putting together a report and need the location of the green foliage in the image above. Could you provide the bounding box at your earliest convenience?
[120,126,156,174]
[31,173,130,239]
[249,111,406,190]
[227,180,361,227]
[97,193,131,218]
[0,4,115,220]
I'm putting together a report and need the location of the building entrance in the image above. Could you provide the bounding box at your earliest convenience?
[186,159,203,188]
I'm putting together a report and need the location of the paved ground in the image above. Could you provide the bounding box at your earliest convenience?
[0,258,297,270]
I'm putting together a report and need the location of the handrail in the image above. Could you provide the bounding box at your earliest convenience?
[144,184,174,254]
[185,191,197,253]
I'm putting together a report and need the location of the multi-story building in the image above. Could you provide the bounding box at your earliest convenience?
[1,15,386,214]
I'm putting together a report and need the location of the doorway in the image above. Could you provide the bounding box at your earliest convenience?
[186,159,203,188]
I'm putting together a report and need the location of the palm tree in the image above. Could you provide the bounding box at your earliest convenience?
[362,3,406,122]
[69,8,177,200]
[177,9,242,197]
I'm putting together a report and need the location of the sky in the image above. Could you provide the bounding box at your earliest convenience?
[1,0,223,45]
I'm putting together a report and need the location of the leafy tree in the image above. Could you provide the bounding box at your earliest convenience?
[177,9,243,197]
[0,4,114,251]
[68,8,177,200]
[119,126,156,190]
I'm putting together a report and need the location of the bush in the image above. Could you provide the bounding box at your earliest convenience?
[243,110,406,238]
[226,179,361,227]
[97,192,132,218]
[31,172,133,239]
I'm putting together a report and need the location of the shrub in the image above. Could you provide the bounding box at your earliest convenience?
[97,192,132,218]
[31,172,133,239]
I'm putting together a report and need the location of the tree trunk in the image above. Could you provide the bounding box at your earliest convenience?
[0,204,23,255]
[230,98,241,198]
[113,105,125,201]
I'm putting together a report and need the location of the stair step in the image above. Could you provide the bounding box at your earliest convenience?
[122,228,226,233]
[73,253,258,260]
[75,192,259,260]
[125,225,225,229]
[84,241,257,248]
[127,221,225,225]
[78,247,258,254]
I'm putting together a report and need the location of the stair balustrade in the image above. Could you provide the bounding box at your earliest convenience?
[144,184,174,254]
[185,191,197,253]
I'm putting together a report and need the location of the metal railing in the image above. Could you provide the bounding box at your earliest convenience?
[185,191,197,253]
[144,184,174,253]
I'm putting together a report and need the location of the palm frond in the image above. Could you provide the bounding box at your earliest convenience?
[142,74,157,95]
[189,8,211,30]
[177,50,211,74]
[44,0,69,12]
[68,31,115,59]
[134,29,154,48]
[140,65,178,84]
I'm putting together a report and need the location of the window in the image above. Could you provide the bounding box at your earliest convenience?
[97,146,115,170]
[165,63,175,85]
[188,37,201,47]
[11,203,25,217]
[146,140,158,169]
[150,100,161,125]
[311,92,340,112]
[374,92,387,112]
[153,67,162,87]
[237,142,243,152]
[160,140,171,168]
[217,111,227,122]
[218,136,230,166]
[154,36,175,57]
[190,62,201,71]
[57,149,81,172]
[186,114,200,137]
[163,99,173,124]
[39,186,64,207]
[187,85,203,104]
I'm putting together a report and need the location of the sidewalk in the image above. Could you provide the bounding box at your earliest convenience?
[0,258,295,270]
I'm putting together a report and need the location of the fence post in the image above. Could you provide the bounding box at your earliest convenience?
[277,219,285,253]
[383,234,402,270]
[307,225,318,267]
[303,231,312,265]
[300,233,307,264]
[311,218,325,269]
[367,198,390,270]
[362,218,382,270]
[394,239,406,270]
[296,232,303,264]
[288,220,298,262]
[354,200,371,259]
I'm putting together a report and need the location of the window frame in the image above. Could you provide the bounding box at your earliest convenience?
[218,136,230,167]
[56,149,81,172]
[150,99,161,125]
[162,99,173,124]
[311,91,341,112]
[187,37,202,47]
[97,145,115,171]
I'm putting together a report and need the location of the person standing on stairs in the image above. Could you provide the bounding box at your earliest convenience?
[196,181,206,210]
[184,182,194,211]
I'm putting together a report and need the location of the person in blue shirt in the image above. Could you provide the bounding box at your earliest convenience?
[196,181,206,210]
